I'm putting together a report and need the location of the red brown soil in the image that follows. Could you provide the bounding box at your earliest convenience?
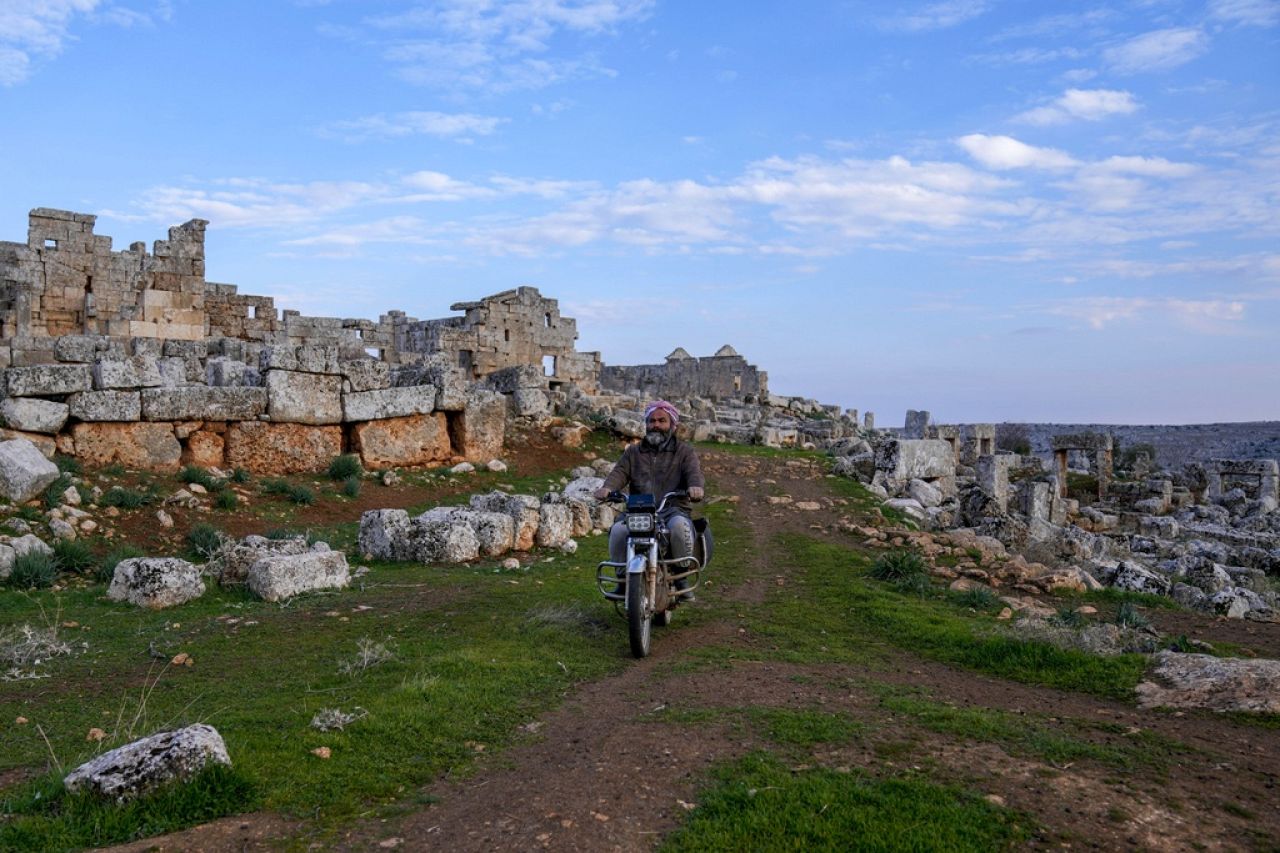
[98,445,1280,852]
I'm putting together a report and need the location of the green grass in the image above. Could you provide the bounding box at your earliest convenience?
[184,523,227,562]
[43,474,73,509]
[872,687,1188,772]
[98,486,155,510]
[0,763,257,850]
[214,490,239,511]
[0,540,633,846]
[747,708,865,748]
[868,550,927,582]
[747,535,1147,699]
[6,551,62,589]
[661,752,1029,852]
[261,479,317,506]
[178,465,223,491]
[51,539,97,574]
[341,476,361,499]
[53,455,83,476]
[327,454,363,481]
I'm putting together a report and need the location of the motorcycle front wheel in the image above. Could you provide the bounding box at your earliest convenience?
[627,572,652,658]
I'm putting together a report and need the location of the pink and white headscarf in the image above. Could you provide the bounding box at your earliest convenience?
[644,400,680,426]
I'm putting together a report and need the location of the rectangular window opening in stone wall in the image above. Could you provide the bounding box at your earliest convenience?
[44,239,57,250]
[459,350,473,371]
[734,375,742,392]
[543,354,556,376]
[365,347,382,359]
[544,313,551,328]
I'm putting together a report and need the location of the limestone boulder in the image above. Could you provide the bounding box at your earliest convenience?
[1107,561,1171,596]
[342,385,436,422]
[107,558,206,609]
[208,534,318,585]
[358,509,412,561]
[1209,587,1272,620]
[510,389,550,418]
[403,509,480,563]
[68,390,142,422]
[0,439,61,502]
[1136,651,1280,713]
[181,431,226,468]
[246,549,349,602]
[884,498,927,524]
[565,498,594,537]
[563,476,604,501]
[225,422,342,475]
[875,439,957,496]
[469,511,516,557]
[0,428,56,458]
[1184,562,1233,595]
[536,502,573,549]
[0,543,15,580]
[64,724,231,804]
[470,492,541,551]
[70,423,182,472]
[10,534,53,559]
[265,370,342,424]
[93,356,163,390]
[351,413,451,469]
[456,391,506,462]
[341,359,391,392]
[0,397,68,434]
[141,387,267,421]
[5,364,92,396]
[907,478,944,508]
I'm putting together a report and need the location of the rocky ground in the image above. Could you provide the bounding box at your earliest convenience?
[1010,421,1280,468]
[91,441,1280,852]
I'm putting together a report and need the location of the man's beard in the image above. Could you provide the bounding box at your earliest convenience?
[644,428,670,447]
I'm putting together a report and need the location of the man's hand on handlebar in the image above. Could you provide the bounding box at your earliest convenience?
[688,487,704,502]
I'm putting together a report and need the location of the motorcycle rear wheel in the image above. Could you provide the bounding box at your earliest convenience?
[627,572,652,658]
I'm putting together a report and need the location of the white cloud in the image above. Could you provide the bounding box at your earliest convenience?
[1091,156,1196,177]
[359,0,654,93]
[1104,27,1209,73]
[1047,296,1245,332]
[1208,0,1280,27]
[956,134,1078,170]
[878,0,991,32]
[118,178,389,228]
[971,46,1085,66]
[318,111,507,143]
[399,171,495,202]
[0,0,99,85]
[1016,89,1138,125]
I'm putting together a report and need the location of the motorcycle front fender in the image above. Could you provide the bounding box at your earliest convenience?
[627,554,648,575]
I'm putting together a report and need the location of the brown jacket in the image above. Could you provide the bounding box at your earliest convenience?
[601,437,705,512]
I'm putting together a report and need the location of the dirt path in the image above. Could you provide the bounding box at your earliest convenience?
[104,448,1280,852]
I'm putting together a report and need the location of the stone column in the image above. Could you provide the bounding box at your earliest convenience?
[1054,449,1069,498]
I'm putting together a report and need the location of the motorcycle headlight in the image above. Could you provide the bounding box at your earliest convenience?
[626,514,654,533]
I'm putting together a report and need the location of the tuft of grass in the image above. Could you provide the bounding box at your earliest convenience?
[178,465,222,491]
[99,486,154,509]
[0,763,258,851]
[6,551,62,589]
[950,586,1000,611]
[53,454,83,476]
[1051,607,1088,629]
[100,463,126,477]
[1114,601,1150,630]
[43,474,73,509]
[341,476,361,499]
[327,454,363,481]
[15,505,44,522]
[869,550,927,582]
[51,538,97,574]
[261,479,315,506]
[185,523,228,562]
[338,637,396,675]
[214,490,239,511]
[97,544,145,583]
[230,467,251,484]
[662,752,1029,851]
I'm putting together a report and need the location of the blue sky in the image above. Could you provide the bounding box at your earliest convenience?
[2,1,1277,425]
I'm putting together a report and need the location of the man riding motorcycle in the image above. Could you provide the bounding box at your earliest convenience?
[593,400,705,601]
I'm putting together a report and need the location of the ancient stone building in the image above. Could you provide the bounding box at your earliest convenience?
[401,287,600,392]
[0,209,209,361]
[599,344,767,401]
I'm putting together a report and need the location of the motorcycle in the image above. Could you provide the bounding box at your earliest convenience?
[595,490,711,658]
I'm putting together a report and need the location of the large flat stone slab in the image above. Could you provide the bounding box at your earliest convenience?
[141,387,268,421]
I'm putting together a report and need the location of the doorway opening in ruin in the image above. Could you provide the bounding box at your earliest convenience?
[459,350,473,372]
[733,375,742,392]
[542,355,556,377]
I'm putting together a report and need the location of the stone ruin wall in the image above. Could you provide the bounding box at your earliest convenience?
[0,209,608,474]
[599,344,768,402]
